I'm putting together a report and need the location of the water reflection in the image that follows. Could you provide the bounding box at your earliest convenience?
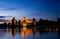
[0,26,59,39]
[21,27,36,39]
[10,28,17,36]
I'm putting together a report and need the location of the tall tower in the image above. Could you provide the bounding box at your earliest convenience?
[9,19,12,25]
[12,17,17,25]
[32,18,36,26]
[21,17,27,26]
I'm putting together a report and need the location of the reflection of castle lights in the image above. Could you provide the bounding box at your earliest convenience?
[23,22,27,27]
[22,27,27,31]
[10,29,17,36]
[21,27,33,39]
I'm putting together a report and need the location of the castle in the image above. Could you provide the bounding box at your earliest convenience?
[9,17,36,26]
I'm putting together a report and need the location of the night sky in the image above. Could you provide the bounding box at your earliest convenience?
[0,0,60,21]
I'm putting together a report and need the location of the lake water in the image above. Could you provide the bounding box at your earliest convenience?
[0,27,60,39]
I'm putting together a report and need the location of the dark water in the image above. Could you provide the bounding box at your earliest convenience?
[0,27,60,39]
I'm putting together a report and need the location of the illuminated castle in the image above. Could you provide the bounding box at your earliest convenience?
[21,17,36,26]
[9,17,17,25]
[9,17,36,26]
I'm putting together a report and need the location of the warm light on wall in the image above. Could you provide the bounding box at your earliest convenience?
[21,17,27,22]
[26,19,32,23]
[22,21,27,27]
[21,17,27,26]
[14,20,17,25]
[33,21,36,26]
[10,19,12,25]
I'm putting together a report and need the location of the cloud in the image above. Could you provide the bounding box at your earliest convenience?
[0,5,20,10]
[0,3,20,10]
[0,16,12,22]
[0,16,12,18]
[0,16,6,18]
[0,19,9,22]
[0,7,20,10]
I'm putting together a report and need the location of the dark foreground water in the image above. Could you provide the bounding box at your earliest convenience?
[0,27,60,39]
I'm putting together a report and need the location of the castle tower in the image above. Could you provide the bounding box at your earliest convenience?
[21,17,27,26]
[12,17,17,25]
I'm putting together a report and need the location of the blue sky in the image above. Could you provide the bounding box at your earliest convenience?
[0,0,60,21]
